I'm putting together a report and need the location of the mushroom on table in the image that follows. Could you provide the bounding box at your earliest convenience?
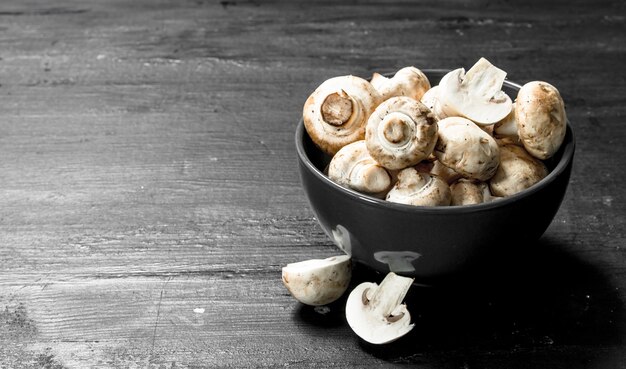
[345,272,415,344]
[282,255,352,306]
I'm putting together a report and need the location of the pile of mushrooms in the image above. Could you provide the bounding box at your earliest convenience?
[283,58,568,344]
[303,58,568,206]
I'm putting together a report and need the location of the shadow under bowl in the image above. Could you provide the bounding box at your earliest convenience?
[295,70,575,283]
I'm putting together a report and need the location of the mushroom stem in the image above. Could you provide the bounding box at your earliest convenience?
[321,90,354,126]
[364,273,414,319]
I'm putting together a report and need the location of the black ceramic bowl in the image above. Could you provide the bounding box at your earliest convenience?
[295,70,575,283]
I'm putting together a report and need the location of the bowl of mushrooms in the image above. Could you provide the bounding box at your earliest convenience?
[294,58,575,282]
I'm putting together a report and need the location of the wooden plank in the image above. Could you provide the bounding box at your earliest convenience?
[0,0,624,367]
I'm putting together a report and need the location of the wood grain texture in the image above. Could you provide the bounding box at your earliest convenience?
[0,0,625,367]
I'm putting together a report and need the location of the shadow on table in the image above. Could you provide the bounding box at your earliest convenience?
[358,236,625,362]
[295,236,624,364]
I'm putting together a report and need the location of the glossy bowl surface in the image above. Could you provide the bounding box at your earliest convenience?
[295,70,575,282]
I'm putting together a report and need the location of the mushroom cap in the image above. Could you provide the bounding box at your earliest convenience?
[515,81,567,160]
[493,105,519,140]
[371,66,431,102]
[282,255,352,306]
[450,179,490,206]
[428,159,463,185]
[328,140,392,196]
[489,142,549,197]
[386,167,451,206]
[365,96,439,170]
[345,272,414,344]
[438,58,513,125]
[434,117,500,181]
[303,75,382,155]
[420,85,448,120]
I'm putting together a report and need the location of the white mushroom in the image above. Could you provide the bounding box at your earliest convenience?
[434,116,500,181]
[450,179,495,205]
[495,81,567,160]
[345,272,414,344]
[428,159,463,185]
[374,251,421,273]
[419,85,448,120]
[489,142,549,197]
[386,167,451,206]
[282,255,352,306]
[370,66,431,102]
[303,75,382,155]
[328,140,392,197]
[438,57,513,125]
[365,96,439,170]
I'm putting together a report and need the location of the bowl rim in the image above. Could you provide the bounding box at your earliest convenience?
[295,69,576,214]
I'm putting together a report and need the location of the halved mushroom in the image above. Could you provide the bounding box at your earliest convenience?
[386,167,451,206]
[450,178,495,205]
[489,142,549,197]
[303,75,383,155]
[365,96,439,170]
[328,140,392,197]
[438,57,513,125]
[434,116,500,181]
[345,272,414,344]
[495,81,567,160]
[370,66,431,102]
[282,255,352,306]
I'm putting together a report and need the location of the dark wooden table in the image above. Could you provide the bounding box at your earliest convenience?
[1,0,625,367]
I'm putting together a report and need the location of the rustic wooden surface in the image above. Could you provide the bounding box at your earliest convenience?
[1,0,625,368]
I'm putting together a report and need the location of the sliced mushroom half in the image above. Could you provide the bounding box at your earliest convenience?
[345,272,414,344]
[303,75,382,155]
[438,57,513,125]
[370,66,431,102]
[366,96,439,170]
[435,116,500,181]
[328,140,392,197]
[282,255,352,306]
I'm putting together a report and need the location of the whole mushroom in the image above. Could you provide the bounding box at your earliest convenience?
[386,167,451,206]
[428,159,463,185]
[328,140,392,197]
[282,255,352,306]
[365,96,439,170]
[303,75,382,155]
[438,57,513,125]
[434,116,500,182]
[450,179,496,206]
[489,142,548,197]
[494,81,567,160]
[370,66,431,102]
